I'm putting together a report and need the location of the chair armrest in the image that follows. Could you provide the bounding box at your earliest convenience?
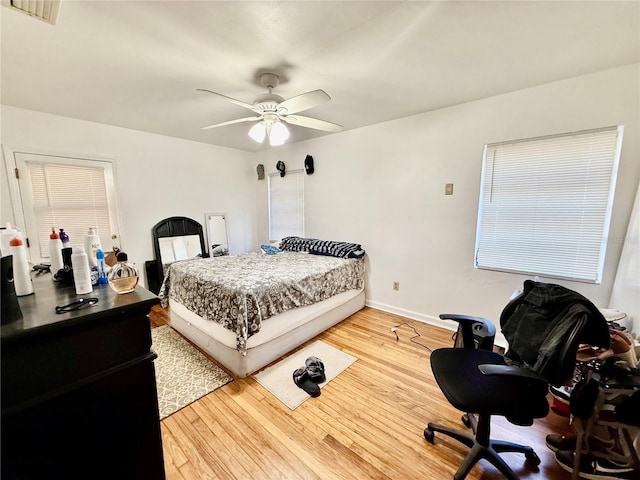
[439,314,495,329]
[439,314,496,350]
[478,364,547,385]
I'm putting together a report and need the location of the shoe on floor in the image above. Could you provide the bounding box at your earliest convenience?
[546,433,577,452]
[555,449,639,479]
[580,459,638,480]
[293,367,320,397]
[305,356,326,384]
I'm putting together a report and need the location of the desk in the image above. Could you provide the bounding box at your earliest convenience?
[1,274,165,480]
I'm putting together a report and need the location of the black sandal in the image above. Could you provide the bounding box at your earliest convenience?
[293,367,320,397]
[305,356,326,384]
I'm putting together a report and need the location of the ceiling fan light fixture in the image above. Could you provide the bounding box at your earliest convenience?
[248,122,266,143]
[269,121,289,146]
[199,72,340,147]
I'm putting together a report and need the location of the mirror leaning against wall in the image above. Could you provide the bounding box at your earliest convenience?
[205,213,229,257]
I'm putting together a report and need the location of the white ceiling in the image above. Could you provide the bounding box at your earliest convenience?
[2,1,638,152]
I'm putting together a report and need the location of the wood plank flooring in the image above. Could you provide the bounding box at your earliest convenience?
[150,305,573,480]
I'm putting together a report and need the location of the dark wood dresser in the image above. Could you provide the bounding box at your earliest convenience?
[1,274,165,480]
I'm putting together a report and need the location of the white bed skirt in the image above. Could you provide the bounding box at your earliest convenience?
[168,289,365,378]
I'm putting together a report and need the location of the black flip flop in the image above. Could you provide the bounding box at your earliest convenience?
[293,367,320,397]
[305,356,326,384]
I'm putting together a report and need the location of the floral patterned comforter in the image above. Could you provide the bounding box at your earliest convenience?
[159,252,365,354]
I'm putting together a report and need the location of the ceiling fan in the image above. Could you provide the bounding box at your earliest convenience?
[198,73,342,146]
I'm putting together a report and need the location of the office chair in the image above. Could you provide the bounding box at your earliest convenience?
[424,281,610,480]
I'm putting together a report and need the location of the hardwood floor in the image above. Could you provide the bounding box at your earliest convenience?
[149,305,573,480]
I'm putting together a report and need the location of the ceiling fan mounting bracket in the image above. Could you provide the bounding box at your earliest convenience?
[259,73,280,89]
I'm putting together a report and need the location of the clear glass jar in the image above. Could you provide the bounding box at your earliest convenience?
[108,252,139,294]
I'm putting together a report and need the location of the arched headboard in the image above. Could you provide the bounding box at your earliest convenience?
[148,216,207,293]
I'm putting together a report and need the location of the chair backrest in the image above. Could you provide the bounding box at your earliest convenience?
[499,280,610,386]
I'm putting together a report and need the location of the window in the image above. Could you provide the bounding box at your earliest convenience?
[475,126,623,283]
[268,169,304,241]
[6,150,121,263]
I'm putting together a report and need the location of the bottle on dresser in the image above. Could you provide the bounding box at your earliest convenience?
[85,227,102,267]
[96,249,108,285]
[9,237,33,296]
[49,228,64,281]
[59,228,70,248]
[71,245,93,295]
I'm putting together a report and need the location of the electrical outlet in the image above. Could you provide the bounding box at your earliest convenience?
[445,183,454,195]
[393,281,399,291]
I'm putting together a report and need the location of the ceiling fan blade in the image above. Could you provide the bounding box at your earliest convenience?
[197,89,259,113]
[277,89,331,115]
[201,116,261,130]
[282,115,343,132]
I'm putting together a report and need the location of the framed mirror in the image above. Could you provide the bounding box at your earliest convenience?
[205,213,229,257]
[147,216,207,293]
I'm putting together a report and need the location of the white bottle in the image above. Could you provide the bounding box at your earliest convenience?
[1,223,22,257]
[85,227,102,267]
[9,237,33,296]
[49,228,64,279]
[71,245,93,295]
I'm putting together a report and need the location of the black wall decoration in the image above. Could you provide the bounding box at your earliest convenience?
[304,155,314,175]
[276,161,286,177]
[257,164,265,180]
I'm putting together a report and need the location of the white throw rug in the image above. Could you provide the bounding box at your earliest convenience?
[253,340,357,410]
[152,325,233,420]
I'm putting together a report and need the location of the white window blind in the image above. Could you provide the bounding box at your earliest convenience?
[268,170,304,241]
[475,126,623,283]
[13,152,121,262]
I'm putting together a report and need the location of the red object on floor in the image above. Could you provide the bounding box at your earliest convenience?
[550,395,570,417]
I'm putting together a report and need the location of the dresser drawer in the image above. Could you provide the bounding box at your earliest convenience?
[2,310,151,414]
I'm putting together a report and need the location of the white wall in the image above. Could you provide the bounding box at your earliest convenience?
[2,64,638,334]
[255,64,640,330]
[610,181,640,334]
[0,106,256,285]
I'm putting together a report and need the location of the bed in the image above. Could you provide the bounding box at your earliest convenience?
[153,217,366,377]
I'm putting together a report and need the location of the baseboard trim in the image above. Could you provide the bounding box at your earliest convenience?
[364,300,507,348]
[365,300,456,332]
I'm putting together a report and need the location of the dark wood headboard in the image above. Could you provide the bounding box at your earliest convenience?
[146,216,207,294]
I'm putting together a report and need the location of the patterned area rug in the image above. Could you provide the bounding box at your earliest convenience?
[152,325,233,419]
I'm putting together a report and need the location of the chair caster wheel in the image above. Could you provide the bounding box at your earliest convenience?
[525,450,541,466]
[424,427,435,444]
[461,414,471,428]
